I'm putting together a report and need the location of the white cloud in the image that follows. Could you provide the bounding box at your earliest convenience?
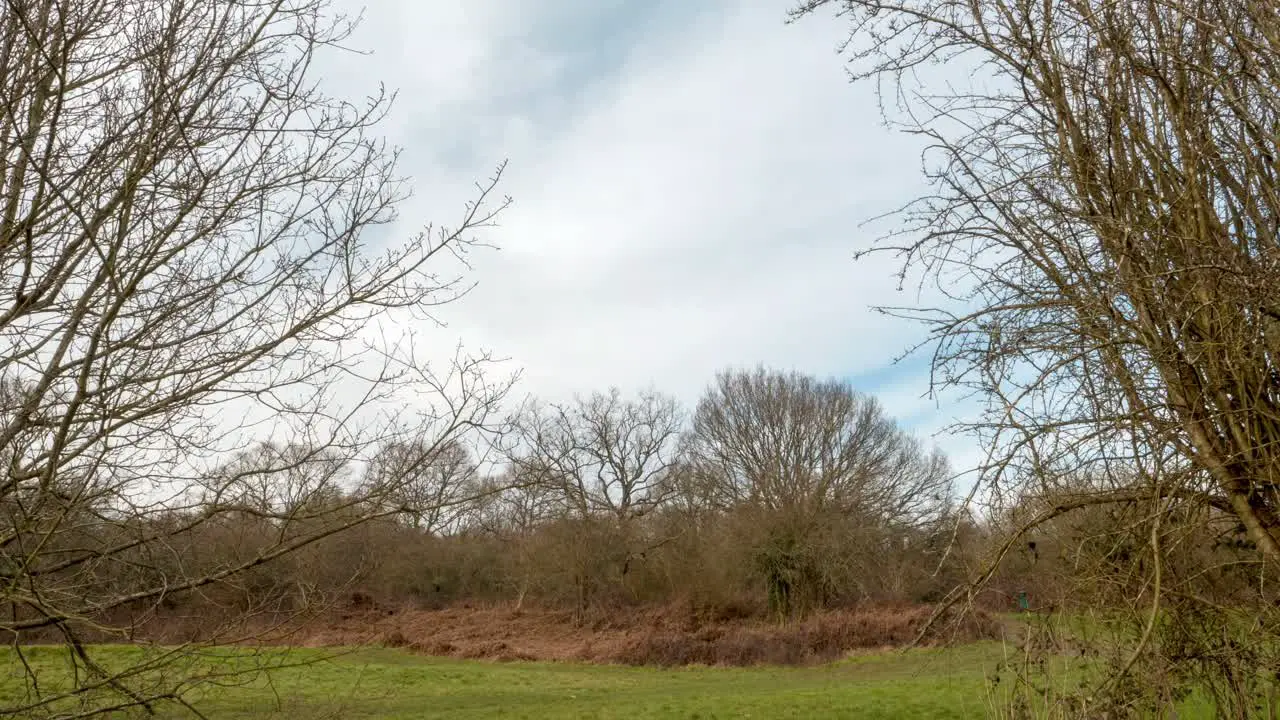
[320,2,982,471]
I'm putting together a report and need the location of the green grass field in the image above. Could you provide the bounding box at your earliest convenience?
[0,642,1216,719]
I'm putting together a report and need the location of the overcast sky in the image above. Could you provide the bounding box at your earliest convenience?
[321,1,983,475]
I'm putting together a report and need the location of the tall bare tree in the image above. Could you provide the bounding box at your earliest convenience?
[507,389,684,521]
[685,368,949,524]
[504,388,684,614]
[0,0,510,715]
[684,368,951,617]
[796,0,1280,712]
[362,438,477,533]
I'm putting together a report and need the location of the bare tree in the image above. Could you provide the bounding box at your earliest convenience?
[503,388,684,614]
[362,438,477,533]
[0,0,511,716]
[795,0,1280,712]
[200,442,353,516]
[507,389,684,521]
[685,368,949,524]
[684,368,951,617]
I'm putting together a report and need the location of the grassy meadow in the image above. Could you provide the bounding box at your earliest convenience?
[0,640,1221,719]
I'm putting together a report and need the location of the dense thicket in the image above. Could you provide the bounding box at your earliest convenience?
[20,366,1269,646]
[9,368,970,633]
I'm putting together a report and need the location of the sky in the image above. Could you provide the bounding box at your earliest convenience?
[319,1,985,477]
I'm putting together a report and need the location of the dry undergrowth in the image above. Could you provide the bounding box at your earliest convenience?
[320,599,1000,666]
